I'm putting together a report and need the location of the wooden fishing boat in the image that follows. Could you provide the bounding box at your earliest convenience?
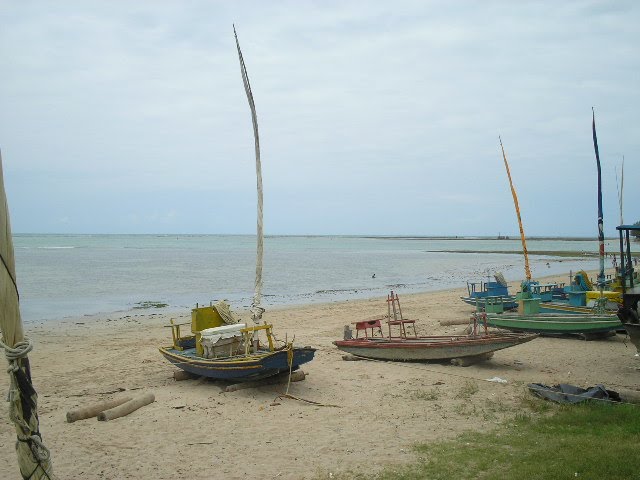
[159,312,315,380]
[494,132,620,338]
[334,292,537,362]
[333,330,537,361]
[159,346,316,380]
[159,28,315,381]
[460,273,518,311]
[484,312,621,336]
[537,271,621,315]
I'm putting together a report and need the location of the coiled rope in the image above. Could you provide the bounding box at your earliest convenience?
[1,336,54,479]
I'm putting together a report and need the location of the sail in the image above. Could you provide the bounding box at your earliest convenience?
[499,137,532,280]
[0,150,54,478]
[591,109,605,289]
[234,26,264,324]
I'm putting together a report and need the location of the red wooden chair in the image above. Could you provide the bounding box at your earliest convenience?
[353,318,384,339]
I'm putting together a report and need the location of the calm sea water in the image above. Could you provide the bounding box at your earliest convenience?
[13,234,631,323]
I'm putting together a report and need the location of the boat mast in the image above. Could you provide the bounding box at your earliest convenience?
[615,156,624,226]
[499,137,532,281]
[0,150,54,478]
[234,25,264,324]
[591,108,605,291]
[615,156,626,276]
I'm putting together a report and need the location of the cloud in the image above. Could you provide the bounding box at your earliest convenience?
[1,1,639,235]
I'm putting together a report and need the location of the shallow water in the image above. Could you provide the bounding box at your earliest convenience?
[14,234,628,322]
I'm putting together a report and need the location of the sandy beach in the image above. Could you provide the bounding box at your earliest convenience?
[1,272,638,480]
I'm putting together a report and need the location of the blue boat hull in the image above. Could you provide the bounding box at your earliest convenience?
[159,346,316,381]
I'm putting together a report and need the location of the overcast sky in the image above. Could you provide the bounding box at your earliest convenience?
[1,1,638,236]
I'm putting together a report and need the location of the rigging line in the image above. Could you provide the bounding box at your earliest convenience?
[0,251,19,300]
[273,345,341,408]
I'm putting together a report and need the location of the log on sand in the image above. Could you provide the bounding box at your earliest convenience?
[97,392,155,421]
[341,355,365,361]
[618,388,640,404]
[173,370,198,381]
[66,396,133,423]
[224,371,306,393]
[450,352,494,367]
[439,319,471,326]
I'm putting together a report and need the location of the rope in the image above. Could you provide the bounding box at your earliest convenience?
[1,336,55,479]
[2,338,33,371]
[0,251,19,299]
[272,343,341,408]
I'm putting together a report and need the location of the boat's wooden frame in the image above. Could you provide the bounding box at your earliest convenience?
[333,331,537,361]
[335,296,537,362]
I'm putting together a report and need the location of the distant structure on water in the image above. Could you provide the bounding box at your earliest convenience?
[497,233,510,240]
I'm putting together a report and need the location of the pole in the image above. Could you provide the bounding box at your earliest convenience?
[234,25,264,324]
[591,108,605,291]
[499,137,531,280]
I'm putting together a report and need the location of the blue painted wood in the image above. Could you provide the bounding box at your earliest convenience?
[159,346,316,381]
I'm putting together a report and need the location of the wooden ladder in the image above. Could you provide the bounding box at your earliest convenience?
[386,290,417,339]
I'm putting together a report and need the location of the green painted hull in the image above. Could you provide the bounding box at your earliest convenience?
[486,313,621,335]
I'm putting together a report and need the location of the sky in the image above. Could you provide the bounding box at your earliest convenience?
[1,1,638,236]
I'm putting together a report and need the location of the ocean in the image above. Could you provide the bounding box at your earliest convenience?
[13,234,630,323]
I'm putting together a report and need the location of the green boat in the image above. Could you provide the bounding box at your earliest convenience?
[485,311,621,336]
[488,120,622,338]
[484,289,621,336]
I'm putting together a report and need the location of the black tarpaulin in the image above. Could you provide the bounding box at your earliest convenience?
[528,383,621,404]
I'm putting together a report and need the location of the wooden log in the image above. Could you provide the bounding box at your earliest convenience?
[618,388,640,404]
[173,370,197,381]
[66,396,133,423]
[439,319,470,326]
[224,371,306,393]
[341,355,364,361]
[450,352,494,367]
[97,392,155,421]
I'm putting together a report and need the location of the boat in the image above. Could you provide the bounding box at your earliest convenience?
[159,27,315,381]
[484,311,621,336]
[460,272,518,311]
[530,116,622,316]
[490,136,621,337]
[615,224,640,353]
[537,270,621,315]
[159,303,316,381]
[333,291,537,362]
